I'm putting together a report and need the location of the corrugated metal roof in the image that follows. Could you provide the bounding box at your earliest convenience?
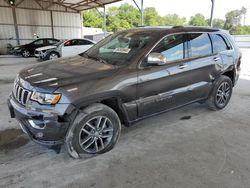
[37,0,122,11]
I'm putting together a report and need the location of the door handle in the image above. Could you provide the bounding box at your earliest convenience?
[178,64,188,69]
[214,57,220,61]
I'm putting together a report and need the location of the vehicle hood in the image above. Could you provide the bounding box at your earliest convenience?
[36,45,57,51]
[18,55,118,92]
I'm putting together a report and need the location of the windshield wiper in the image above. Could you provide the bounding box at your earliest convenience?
[82,53,107,64]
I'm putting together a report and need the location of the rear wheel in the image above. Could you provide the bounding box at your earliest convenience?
[207,75,233,110]
[21,50,30,58]
[65,103,121,158]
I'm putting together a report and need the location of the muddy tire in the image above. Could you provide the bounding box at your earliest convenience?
[65,103,121,159]
[206,75,233,111]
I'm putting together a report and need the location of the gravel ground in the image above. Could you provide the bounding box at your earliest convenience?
[0,51,249,188]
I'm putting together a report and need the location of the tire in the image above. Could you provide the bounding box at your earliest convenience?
[21,50,30,58]
[65,103,121,159]
[206,75,233,111]
[48,52,59,60]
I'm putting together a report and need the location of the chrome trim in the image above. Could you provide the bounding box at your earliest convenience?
[13,83,32,106]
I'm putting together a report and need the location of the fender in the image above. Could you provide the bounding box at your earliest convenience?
[72,90,134,127]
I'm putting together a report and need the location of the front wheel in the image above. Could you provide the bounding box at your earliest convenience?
[65,103,121,158]
[206,75,233,111]
[48,52,59,60]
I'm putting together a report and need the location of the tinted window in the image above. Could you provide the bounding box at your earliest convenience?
[210,34,230,53]
[152,34,185,62]
[189,33,212,57]
[33,39,44,45]
[47,39,58,45]
[78,39,93,45]
[64,40,78,46]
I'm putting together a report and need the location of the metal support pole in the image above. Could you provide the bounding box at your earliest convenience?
[80,11,83,38]
[209,0,215,27]
[12,6,20,45]
[141,0,144,26]
[50,10,54,38]
[132,0,144,26]
[104,6,107,37]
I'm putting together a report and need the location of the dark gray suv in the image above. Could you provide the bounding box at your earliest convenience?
[8,26,241,158]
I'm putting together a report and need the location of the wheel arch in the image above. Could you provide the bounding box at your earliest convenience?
[222,68,235,85]
[49,50,61,57]
[73,92,131,127]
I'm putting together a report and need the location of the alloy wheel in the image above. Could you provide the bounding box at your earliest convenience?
[49,53,59,60]
[216,82,231,107]
[22,50,30,57]
[78,116,114,154]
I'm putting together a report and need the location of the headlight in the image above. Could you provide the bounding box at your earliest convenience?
[31,91,61,105]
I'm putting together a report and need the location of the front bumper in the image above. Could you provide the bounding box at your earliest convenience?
[7,94,73,146]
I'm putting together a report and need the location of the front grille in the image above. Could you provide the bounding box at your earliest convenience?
[13,84,32,106]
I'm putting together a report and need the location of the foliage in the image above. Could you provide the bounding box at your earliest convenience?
[82,4,250,35]
[162,14,186,26]
[212,18,225,29]
[144,7,162,26]
[82,9,103,29]
[106,4,140,32]
[188,13,208,26]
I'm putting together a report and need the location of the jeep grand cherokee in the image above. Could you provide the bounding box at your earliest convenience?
[8,26,241,158]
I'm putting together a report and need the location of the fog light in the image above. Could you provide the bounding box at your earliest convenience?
[36,132,43,138]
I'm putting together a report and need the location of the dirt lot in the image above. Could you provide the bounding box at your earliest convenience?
[0,51,250,188]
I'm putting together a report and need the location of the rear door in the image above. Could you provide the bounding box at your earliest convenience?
[187,33,223,100]
[209,33,234,68]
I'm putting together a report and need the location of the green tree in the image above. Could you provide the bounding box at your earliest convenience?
[82,9,103,28]
[189,13,208,26]
[224,7,247,30]
[230,26,250,35]
[162,14,186,26]
[106,3,140,32]
[213,18,225,29]
[144,7,162,26]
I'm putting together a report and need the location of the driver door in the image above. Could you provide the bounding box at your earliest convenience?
[61,39,78,57]
[137,33,194,117]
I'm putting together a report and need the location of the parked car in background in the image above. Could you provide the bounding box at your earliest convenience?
[13,38,60,58]
[34,38,95,61]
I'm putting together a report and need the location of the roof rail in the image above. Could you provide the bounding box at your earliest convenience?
[172,26,184,29]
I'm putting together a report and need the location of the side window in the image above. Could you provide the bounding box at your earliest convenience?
[210,34,230,53]
[33,39,44,45]
[47,39,58,45]
[64,40,77,46]
[78,39,94,45]
[189,33,212,58]
[151,34,185,62]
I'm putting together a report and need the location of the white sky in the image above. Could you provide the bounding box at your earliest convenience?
[107,0,250,25]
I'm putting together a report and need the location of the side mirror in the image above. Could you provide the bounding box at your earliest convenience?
[147,52,167,66]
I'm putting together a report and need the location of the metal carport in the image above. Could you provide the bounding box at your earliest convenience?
[0,0,122,53]
[0,0,216,53]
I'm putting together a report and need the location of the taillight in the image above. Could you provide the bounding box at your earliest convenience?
[237,52,242,70]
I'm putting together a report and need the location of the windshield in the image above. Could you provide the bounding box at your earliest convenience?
[80,31,154,66]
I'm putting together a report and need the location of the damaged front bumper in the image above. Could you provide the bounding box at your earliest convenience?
[7,94,74,147]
